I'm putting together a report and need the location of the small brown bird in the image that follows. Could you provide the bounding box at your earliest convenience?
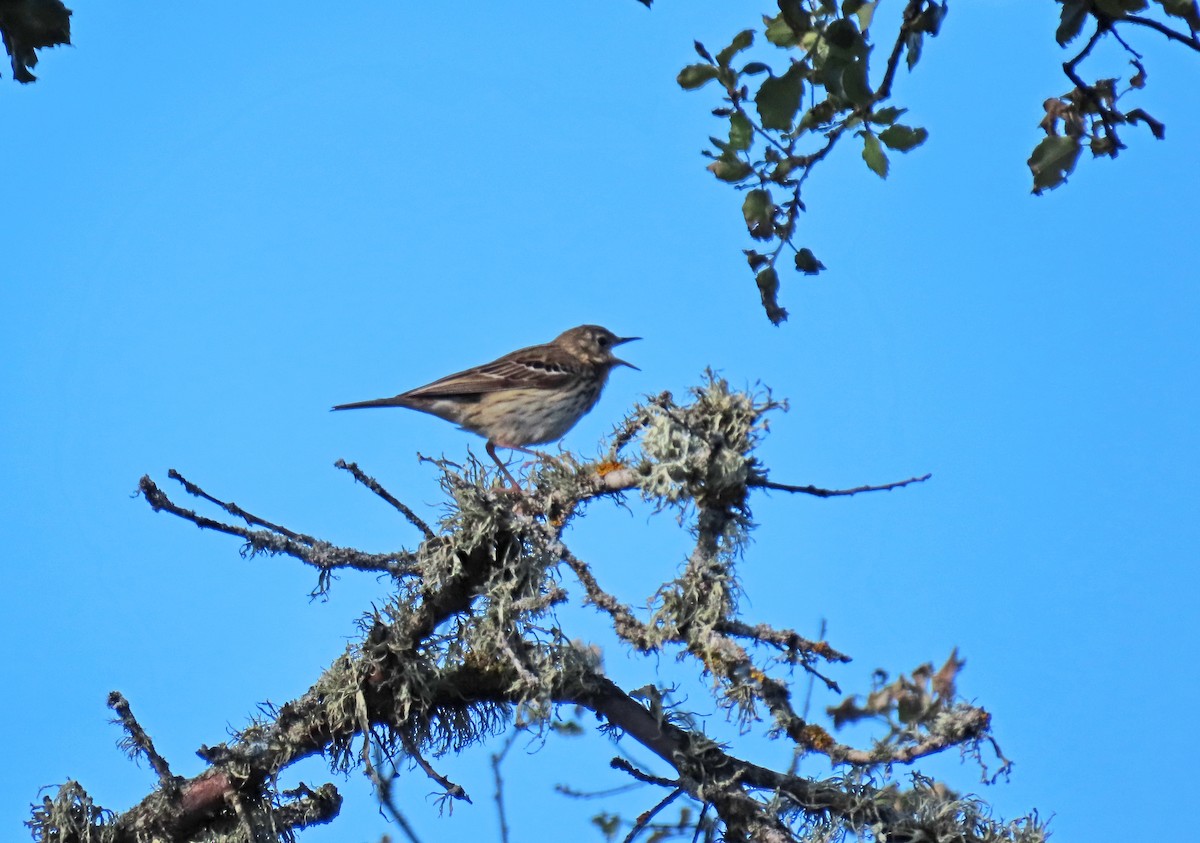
[333,325,639,487]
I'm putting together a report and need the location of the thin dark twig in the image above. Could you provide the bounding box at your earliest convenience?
[369,752,424,843]
[750,473,931,498]
[555,782,645,800]
[107,692,178,795]
[610,757,679,789]
[1123,14,1200,51]
[138,475,416,579]
[691,803,712,843]
[400,733,472,804]
[876,0,926,99]
[335,459,435,540]
[168,469,310,541]
[1062,24,1122,151]
[490,727,521,843]
[1107,21,1143,59]
[623,788,685,843]
[801,619,829,721]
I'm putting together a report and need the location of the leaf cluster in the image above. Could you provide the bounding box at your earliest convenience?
[678,1,940,323]
[1030,0,1196,193]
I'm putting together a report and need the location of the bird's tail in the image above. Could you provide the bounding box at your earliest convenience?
[331,396,410,411]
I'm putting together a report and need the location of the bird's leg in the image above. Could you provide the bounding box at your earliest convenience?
[485,441,523,491]
[502,443,565,473]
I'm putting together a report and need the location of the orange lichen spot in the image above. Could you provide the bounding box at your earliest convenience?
[800,724,835,751]
[595,460,624,477]
[811,640,835,658]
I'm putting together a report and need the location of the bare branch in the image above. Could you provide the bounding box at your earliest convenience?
[400,733,472,805]
[1124,14,1200,51]
[750,472,932,498]
[335,459,435,540]
[138,475,417,584]
[491,728,520,843]
[611,758,680,789]
[107,692,178,795]
[623,788,686,843]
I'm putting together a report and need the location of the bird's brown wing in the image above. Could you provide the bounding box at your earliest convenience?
[399,343,576,399]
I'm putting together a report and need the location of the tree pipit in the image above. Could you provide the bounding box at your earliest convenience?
[333,325,639,488]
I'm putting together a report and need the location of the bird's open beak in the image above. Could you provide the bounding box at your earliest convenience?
[613,336,641,370]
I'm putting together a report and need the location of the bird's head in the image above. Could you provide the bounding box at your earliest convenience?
[556,325,640,369]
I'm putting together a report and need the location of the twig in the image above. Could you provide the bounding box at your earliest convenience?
[1123,14,1200,51]
[610,757,679,789]
[369,757,424,843]
[559,547,653,649]
[490,728,520,843]
[139,475,417,583]
[801,619,829,721]
[335,460,435,540]
[623,788,685,843]
[1062,24,1122,152]
[400,733,472,804]
[750,473,931,497]
[691,803,712,843]
[107,692,178,795]
[554,782,644,800]
[876,0,927,100]
[168,469,309,540]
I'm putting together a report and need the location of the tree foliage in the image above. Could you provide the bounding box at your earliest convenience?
[29,379,1042,843]
[674,0,1199,322]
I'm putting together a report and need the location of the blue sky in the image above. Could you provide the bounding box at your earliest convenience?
[3,1,1197,840]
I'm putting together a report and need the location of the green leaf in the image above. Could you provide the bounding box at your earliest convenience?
[741,61,771,76]
[824,19,863,57]
[728,112,753,151]
[794,248,825,275]
[1094,0,1148,14]
[755,267,788,325]
[694,41,714,63]
[869,106,907,125]
[1027,135,1081,194]
[1156,0,1200,28]
[1056,0,1090,46]
[905,32,923,70]
[764,14,799,47]
[678,64,720,90]
[856,1,878,30]
[861,132,889,178]
[878,124,928,151]
[744,249,770,271]
[839,60,873,107]
[742,189,775,241]
[716,29,754,67]
[707,155,753,182]
[755,62,805,131]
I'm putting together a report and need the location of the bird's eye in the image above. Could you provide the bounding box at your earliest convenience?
[597,336,610,348]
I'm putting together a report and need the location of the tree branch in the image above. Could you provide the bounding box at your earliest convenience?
[750,472,931,497]
[334,459,435,540]
[1123,14,1200,51]
[138,474,418,587]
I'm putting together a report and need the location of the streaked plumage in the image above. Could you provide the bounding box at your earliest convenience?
[333,325,639,486]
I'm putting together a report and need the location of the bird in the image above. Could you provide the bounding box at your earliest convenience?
[333,325,639,487]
